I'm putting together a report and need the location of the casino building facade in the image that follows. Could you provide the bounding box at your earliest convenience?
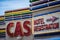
[0,0,60,40]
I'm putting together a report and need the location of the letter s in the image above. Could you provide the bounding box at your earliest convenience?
[23,21,32,36]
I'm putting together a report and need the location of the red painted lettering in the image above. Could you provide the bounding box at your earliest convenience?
[14,22,24,37]
[7,21,32,37]
[7,22,14,37]
[23,21,32,36]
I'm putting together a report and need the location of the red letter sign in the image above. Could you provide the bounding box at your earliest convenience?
[7,22,14,37]
[23,21,32,36]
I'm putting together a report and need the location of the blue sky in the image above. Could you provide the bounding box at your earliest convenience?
[0,0,30,16]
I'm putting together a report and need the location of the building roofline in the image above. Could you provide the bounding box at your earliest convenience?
[5,7,29,13]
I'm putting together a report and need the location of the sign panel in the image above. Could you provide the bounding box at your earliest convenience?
[33,11,60,34]
[30,0,56,6]
[6,17,33,40]
[34,36,60,40]
[5,9,33,40]
[5,10,30,21]
[30,1,60,11]
[30,0,55,3]
[0,16,5,25]
[0,16,6,39]
[0,28,5,38]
